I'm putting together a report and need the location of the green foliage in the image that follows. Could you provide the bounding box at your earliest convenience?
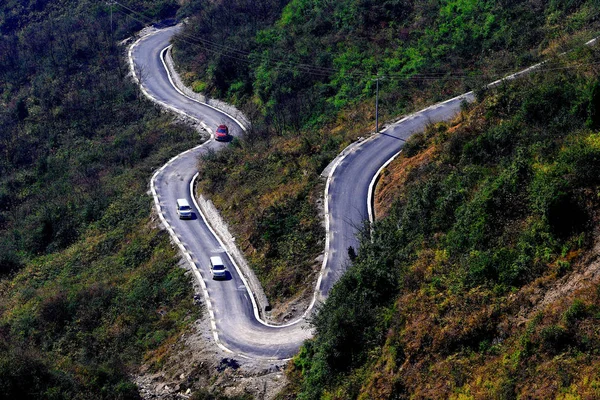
[563,299,590,326]
[293,221,402,395]
[0,0,200,397]
[174,1,600,395]
[192,80,207,93]
[175,0,600,137]
[197,138,325,301]
[174,0,600,308]
[294,61,600,398]
[0,0,194,265]
[0,205,199,399]
[539,325,570,354]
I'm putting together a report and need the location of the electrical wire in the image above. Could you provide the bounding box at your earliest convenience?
[112,2,600,84]
[113,2,344,76]
[114,7,335,79]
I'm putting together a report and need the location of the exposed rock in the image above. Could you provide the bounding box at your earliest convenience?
[135,315,288,400]
[217,358,241,372]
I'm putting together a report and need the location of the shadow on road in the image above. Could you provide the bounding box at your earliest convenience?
[212,271,233,281]
[379,131,407,142]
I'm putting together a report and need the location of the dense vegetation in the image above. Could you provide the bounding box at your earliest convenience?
[0,1,202,398]
[176,0,600,305]
[285,52,600,398]
[4,0,600,397]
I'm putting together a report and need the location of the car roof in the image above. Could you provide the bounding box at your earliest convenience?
[210,256,224,265]
[177,198,190,205]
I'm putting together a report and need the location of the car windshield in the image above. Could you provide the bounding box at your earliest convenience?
[213,265,225,271]
[180,205,191,210]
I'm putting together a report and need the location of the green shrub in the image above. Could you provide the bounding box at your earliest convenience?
[192,80,207,93]
[294,58,600,397]
[0,1,200,397]
[563,299,589,326]
[539,325,570,354]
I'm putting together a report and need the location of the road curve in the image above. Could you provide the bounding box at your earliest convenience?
[131,27,312,360]
[321,92,474,297]
[130,26,472,359]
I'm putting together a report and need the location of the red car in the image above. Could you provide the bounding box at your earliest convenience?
[215,124,229,141]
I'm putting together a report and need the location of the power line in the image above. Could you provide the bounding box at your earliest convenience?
[114,8,332,79]
[169,21,600,82]
[113,6,338,78]
[112,2,600,84]
[113,2,352,78]
[117,1,358,76]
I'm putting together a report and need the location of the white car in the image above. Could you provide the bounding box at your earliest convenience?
[210,256,227,280]
[176,198,192,219]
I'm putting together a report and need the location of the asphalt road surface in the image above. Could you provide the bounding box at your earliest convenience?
[321,92,473,297]
[131,26,472,359]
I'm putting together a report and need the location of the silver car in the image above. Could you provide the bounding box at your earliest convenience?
[210,256,227,279]
[176,198,192,219]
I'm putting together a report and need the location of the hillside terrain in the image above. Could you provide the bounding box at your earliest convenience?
[3,0,600,399]
[0,1,203,398]
[174,0,600,310]
[283,59,600,398]
[172,0,600,398]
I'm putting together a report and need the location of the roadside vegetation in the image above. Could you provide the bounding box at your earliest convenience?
[173,0,600,397]
[0,1,201,398]
[285,51,600,398]
[4,0,600,397]
[174,0,600,307]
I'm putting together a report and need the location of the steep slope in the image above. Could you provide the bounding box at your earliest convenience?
[0,1,203,398]
[285,52,600,398]
[173,0,600,310]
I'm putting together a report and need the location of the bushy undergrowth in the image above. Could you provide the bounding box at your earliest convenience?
[197,134,331,303]
[176,0,600,304]
[287,55,600,398]
[0,1,202,398]
[0,220,199,399]
[177,0,600,129]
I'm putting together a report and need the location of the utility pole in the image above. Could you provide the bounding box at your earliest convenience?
[107,1,114,38]
[375,77,379,133]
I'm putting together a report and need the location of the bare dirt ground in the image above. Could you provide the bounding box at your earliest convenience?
[519,230,600,322]
[135,314,289,400]
[135,261,289,400]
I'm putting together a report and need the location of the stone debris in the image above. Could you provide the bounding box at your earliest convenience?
[217,358,241,372]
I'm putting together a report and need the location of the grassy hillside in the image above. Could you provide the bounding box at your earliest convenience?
[174,0,600,306]
[0,1,202,398]
[284,51,600,398]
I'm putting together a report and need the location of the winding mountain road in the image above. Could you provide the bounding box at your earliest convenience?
[130,26,472,359]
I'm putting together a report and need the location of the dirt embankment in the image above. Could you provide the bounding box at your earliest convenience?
[374,145,437,219]
[136,312,289,400]
[373,114,600,334]
[134,231,289,400]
